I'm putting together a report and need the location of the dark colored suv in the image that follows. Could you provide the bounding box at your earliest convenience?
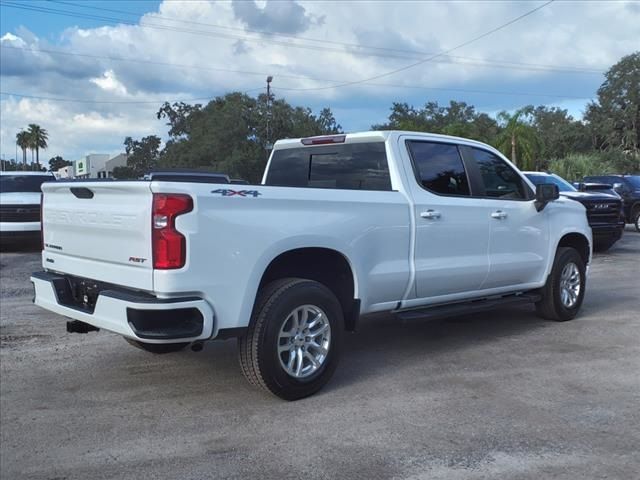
[582,175,640,232]
[525,172,625,251]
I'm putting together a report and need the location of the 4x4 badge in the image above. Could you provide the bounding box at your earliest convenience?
[211,189,261,197]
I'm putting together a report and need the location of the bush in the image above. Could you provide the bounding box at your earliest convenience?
[547,152,640,182]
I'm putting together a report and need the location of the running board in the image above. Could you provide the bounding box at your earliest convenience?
[394,293,541,321]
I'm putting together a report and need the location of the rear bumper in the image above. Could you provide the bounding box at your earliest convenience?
[31,271,215,343]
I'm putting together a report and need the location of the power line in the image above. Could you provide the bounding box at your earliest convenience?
[0,1,596,101]
[0,45,591,100]
[0,45,337,84]
[0,0,602,75]
[1,78,591,107]
[46,0,602,74]
[0,88,266,104]
[285,0,558,91]
[0,91,213,104]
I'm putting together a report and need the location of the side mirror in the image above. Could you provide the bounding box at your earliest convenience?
[612,182,624,192]
[534,183,559,212]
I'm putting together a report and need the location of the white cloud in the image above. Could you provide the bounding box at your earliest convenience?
[90,70,128,96]
[1,0,638,160]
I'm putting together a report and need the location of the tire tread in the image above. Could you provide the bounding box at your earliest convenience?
[237,278,308,394]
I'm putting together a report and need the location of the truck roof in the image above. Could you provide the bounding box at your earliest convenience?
[272,130,495,150]
[0,171,54,176]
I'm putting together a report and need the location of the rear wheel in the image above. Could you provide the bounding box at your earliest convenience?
[124,338,189,354]
[535,247,586,321]
[238,278,344,400]
[633,208,640,232]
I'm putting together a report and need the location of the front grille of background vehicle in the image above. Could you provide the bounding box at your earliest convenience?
[0,205,40,223]
[583,201,622,225]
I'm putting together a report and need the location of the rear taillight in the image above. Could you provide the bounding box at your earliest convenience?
[152,193,193,269]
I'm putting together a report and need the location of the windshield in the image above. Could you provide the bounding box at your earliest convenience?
[626,176,640,189]
[525,173,576,192]
[0,175,54,193]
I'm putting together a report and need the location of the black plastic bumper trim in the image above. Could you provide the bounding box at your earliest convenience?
[127,307,204,340]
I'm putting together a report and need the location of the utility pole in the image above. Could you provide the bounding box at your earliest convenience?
[266,75,273,153]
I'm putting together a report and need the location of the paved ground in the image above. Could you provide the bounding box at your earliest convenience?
[1,228,639,480]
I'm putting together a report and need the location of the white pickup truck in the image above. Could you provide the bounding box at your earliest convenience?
[32,131,592,400]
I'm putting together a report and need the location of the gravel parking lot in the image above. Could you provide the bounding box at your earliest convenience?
[1,228,639,480]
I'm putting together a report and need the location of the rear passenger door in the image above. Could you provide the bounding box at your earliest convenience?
[400,138,490,299]
[462,147,549,289]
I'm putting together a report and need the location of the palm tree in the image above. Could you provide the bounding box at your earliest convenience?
[495,108,540,170]
[15,131,30,167]
[27,124,48,169]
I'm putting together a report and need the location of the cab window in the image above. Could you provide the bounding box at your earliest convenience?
[406,141,470,196]
[470,148,528,200]
[265,142,392,191]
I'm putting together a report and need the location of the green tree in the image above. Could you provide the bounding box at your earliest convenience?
[111,165,137,179]
[373,100,498,143]
[124,135,162,177]
[585,52,639,153]
[15,131,29,166]
[27,124,48,169]
[494,107,540,170]
[158,93,342,182]
[48,155,72,172]
[530,106,590,163]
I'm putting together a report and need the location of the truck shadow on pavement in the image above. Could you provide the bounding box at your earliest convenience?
[159,305,548,399]
[326,307,548,392]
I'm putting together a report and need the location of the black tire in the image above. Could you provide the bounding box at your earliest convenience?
[633,208,640,232]
[124,338,189,354]
[535,247,586,322]
[238,278,344,401]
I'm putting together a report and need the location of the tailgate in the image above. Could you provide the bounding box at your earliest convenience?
[42,181,154,291]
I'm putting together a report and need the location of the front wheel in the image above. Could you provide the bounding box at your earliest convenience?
[634,209,640,232]
[535,247,586,321]
[238,278,344,400]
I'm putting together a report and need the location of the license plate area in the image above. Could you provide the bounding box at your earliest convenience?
[50,276,102,313]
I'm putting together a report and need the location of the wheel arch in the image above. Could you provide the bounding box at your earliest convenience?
[557,232,590,266]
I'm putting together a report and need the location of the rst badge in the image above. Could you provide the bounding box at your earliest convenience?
[211,189,261,197]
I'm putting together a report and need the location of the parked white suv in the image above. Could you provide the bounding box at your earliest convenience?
[0,171,54,243]
[31,131,592,399]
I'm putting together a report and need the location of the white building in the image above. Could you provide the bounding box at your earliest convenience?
[97,153,128,178]
[74,154,110,179]
[56,164,74,179]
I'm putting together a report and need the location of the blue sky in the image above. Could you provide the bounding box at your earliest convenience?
[1,0,638,162]
[0,1,162,39]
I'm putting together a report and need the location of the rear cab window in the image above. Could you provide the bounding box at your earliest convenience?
[405,141,470,196]
[265,142,392,191]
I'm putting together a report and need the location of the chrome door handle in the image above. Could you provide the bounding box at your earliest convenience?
[420,210,441,219]
[491,210,507,219]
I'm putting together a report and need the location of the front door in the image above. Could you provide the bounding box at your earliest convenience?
[463,147,549,289]
[400,138,491,298]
